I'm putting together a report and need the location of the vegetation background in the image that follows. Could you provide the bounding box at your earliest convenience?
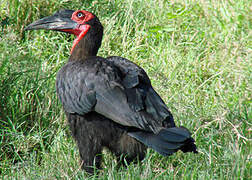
[0,0,251,179]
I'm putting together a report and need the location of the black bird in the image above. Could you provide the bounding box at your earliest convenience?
[25,9,197,173]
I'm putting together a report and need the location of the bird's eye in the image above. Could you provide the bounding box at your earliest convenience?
[77,12,84,18]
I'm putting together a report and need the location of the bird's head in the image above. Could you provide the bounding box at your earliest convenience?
[25,10,103,57]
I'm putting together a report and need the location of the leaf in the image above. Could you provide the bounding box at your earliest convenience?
[148,25,176,33]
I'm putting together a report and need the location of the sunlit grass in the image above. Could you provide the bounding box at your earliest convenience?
[1,0,251,179]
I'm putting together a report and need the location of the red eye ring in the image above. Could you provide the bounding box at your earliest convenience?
[71,10,94,24]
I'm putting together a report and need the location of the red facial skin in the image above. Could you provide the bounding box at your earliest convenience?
[63,10,95,54]
[71,10,94,25]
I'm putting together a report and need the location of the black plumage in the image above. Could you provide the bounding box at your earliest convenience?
[25,9,197,173]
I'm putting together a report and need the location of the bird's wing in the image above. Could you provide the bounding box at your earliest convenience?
[107,56,175,128]
[56,56,175,133]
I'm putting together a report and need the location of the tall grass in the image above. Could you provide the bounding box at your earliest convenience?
[1,0,251,179]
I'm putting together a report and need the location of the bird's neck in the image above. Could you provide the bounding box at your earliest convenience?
[69,25,103,61]
[69,38,95,61]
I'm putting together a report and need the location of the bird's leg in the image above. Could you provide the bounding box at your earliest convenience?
[77,141,102,174]
[66,113,103,174]
[110,132,147,167]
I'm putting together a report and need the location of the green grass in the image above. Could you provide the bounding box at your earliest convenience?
[1,0,251,179]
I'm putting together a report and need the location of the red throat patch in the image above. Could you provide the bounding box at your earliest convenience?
[70,24,91,54]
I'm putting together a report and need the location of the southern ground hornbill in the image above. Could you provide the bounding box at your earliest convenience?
[25,10,197,173]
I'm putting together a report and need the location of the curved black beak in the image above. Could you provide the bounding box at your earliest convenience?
[25,9,77,31]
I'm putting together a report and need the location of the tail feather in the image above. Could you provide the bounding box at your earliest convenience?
[158,127,191,143]
[128,127,197,156]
